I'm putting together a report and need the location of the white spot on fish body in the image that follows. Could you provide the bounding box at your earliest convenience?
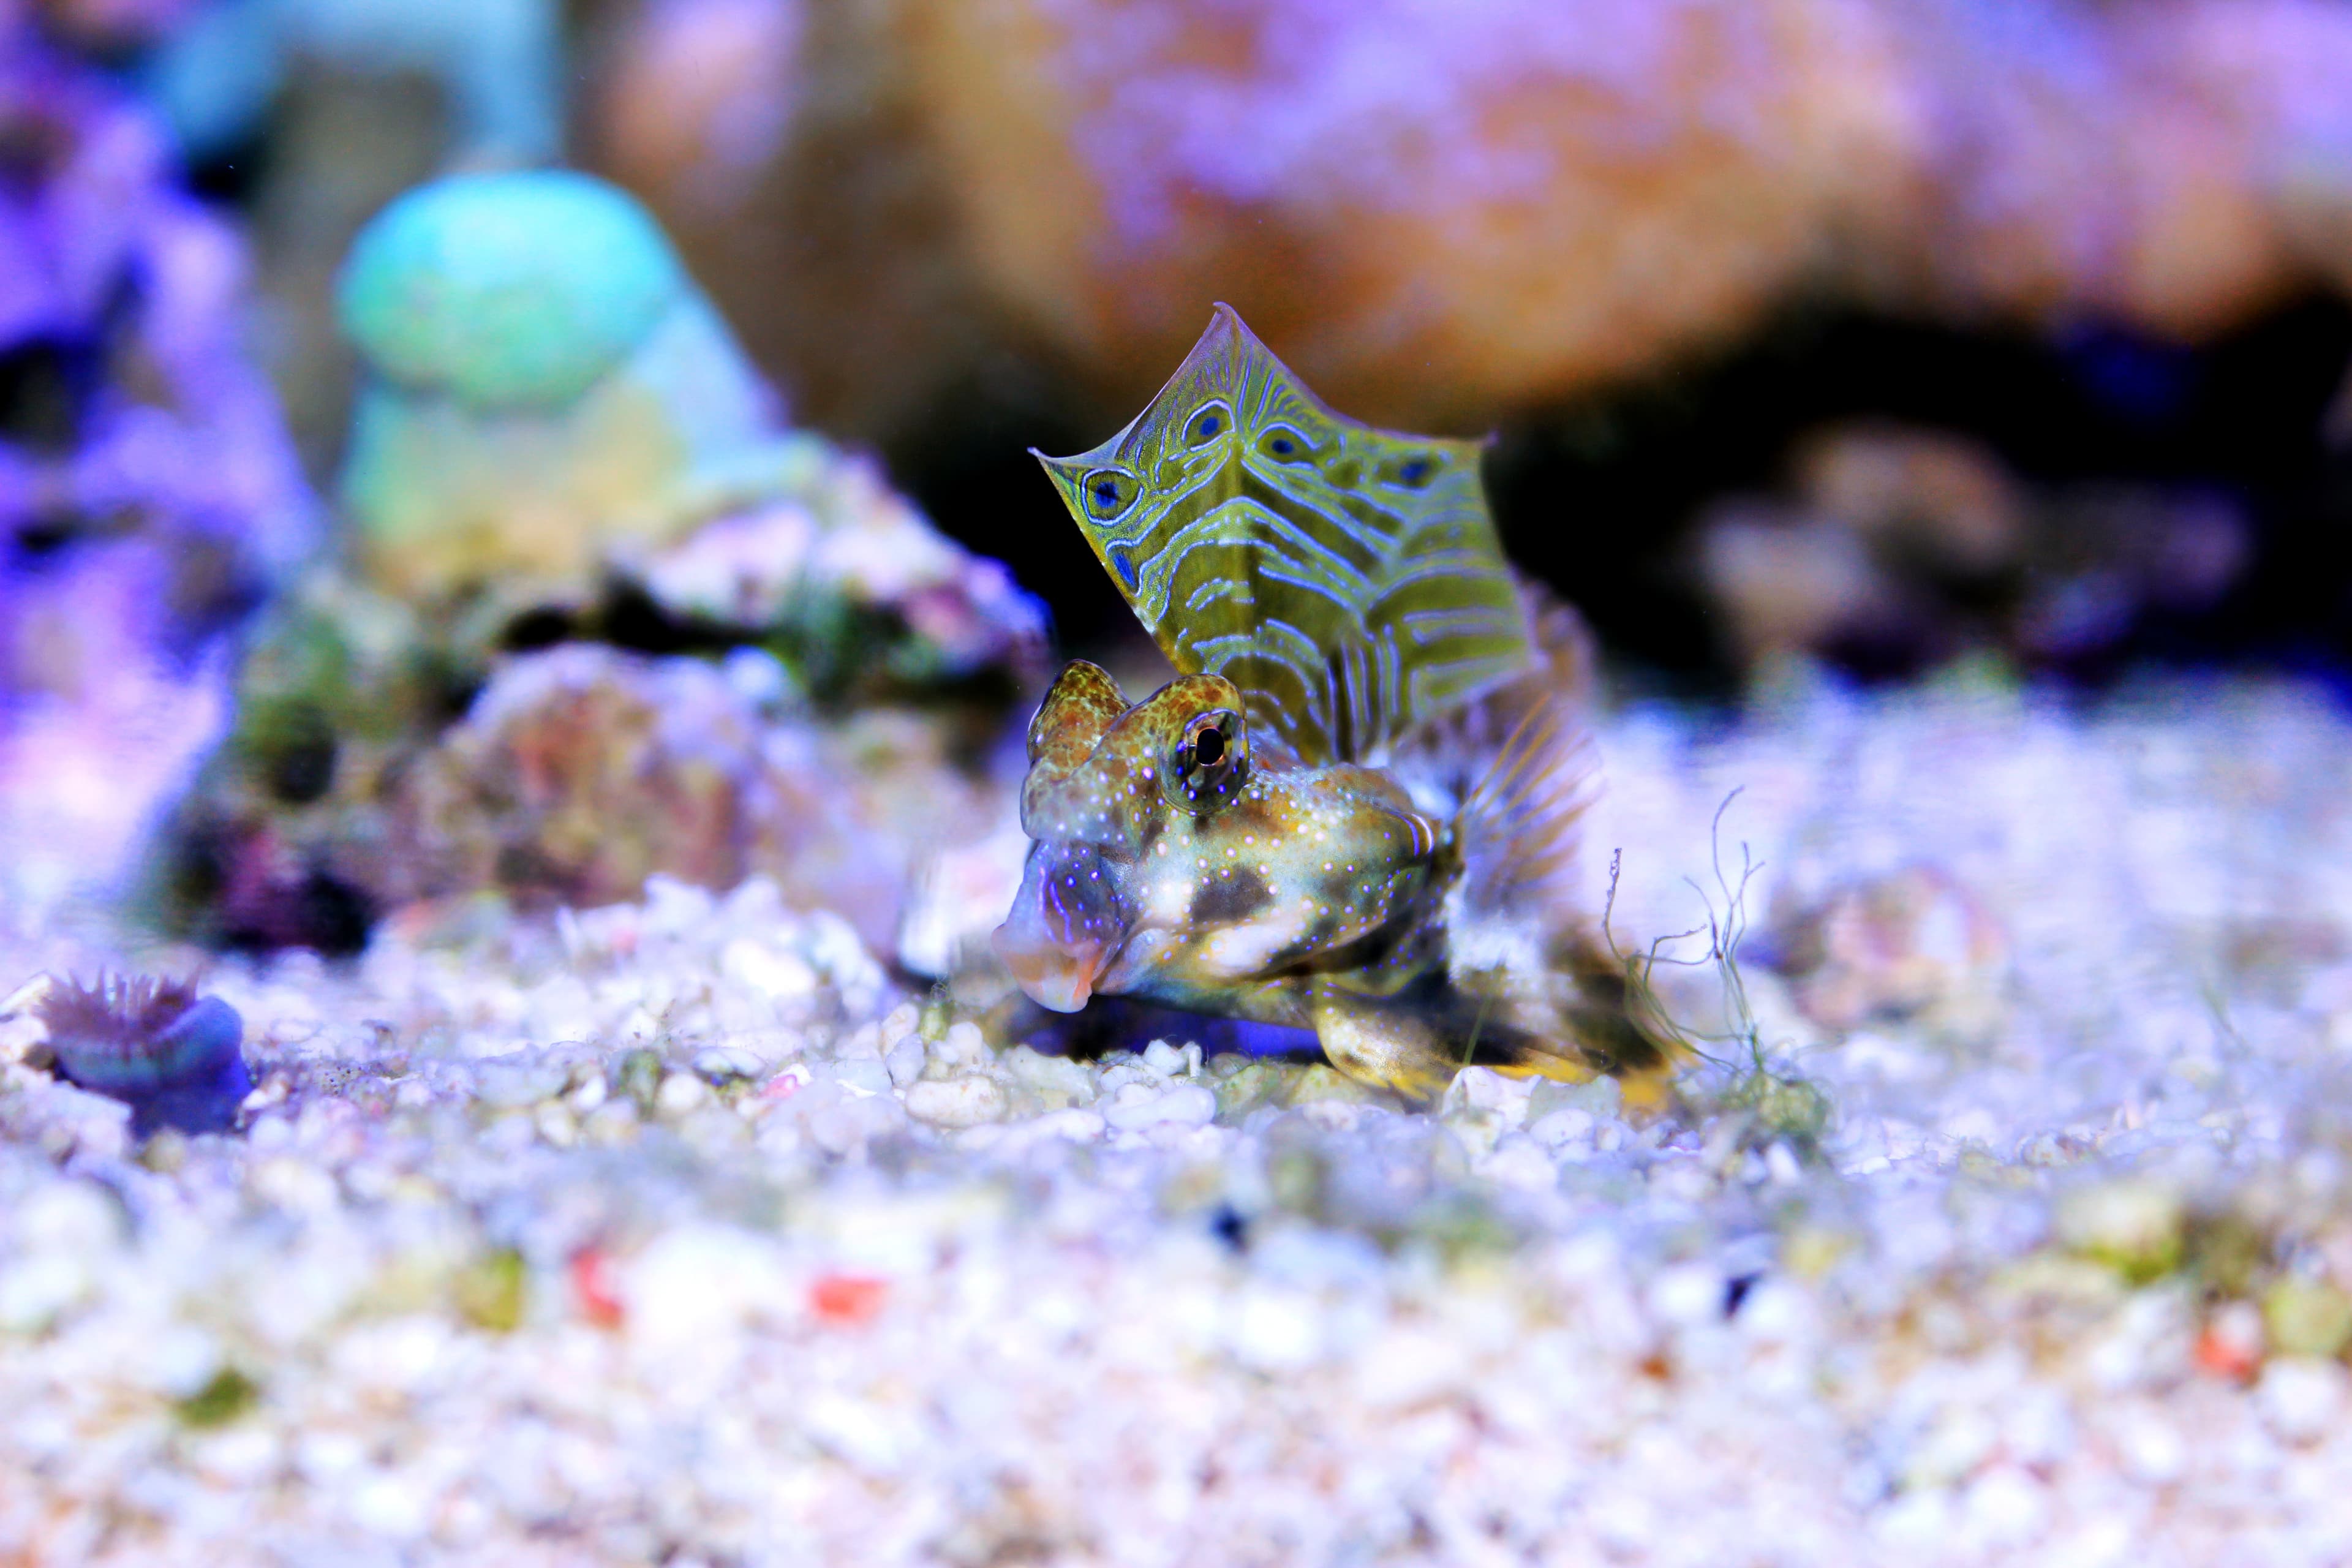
[1202,905,1310,976]
[1148,876,1190,922]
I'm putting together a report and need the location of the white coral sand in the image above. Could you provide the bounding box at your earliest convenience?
[2,672,2351,1565]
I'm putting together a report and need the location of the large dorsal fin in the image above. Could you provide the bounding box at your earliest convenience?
[1034,304,1530,766]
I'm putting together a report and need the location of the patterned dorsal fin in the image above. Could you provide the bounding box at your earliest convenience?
[1034,304,1530,766]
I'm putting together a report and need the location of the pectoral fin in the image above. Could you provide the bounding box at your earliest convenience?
[1307,986,1461,1106]
[1446,933,1689,1115]
[1310,943,1691,1111]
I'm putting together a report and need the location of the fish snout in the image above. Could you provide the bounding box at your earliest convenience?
[992,919,1107,1012]
[993,846,1121,1012]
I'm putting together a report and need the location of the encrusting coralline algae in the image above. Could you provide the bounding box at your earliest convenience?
[4,675,2352,1562]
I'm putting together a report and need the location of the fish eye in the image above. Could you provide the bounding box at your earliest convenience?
[1185,402,1230,448]
[1167,707,1248,812]
[1084,469,1135,519]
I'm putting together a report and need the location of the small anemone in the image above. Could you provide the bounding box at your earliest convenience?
[36,975,251,1139]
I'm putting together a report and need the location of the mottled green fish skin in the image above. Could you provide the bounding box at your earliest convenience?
[999,308,1668,1104]
[1002,660,1446,1016]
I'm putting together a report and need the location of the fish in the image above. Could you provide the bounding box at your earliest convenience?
[993,306,1678,1104]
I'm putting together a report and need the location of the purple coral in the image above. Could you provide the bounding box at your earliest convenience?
[37,974,251,1137]
[0,25,312,569]
[0,15,317,910]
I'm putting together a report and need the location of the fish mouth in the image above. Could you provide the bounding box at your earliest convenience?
[992,922,1110,1013]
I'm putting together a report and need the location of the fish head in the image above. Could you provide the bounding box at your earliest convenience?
[996,660,1258,1010]
[997,660,1447,1011]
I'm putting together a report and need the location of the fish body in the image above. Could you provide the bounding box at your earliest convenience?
[996,307,1675,1102]
[997,662,1447,1020]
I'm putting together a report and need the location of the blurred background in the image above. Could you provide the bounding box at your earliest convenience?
[6,0,2352,951]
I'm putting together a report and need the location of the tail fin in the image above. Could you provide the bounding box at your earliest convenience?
[1434,587,1691,1100]
[1547,925,1689,1096]
[1444,929,1690,1112]
[1432,930,1689,1112]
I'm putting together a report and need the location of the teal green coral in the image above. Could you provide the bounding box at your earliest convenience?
[338,172,684,411]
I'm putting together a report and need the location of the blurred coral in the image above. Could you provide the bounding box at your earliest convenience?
[1692,422,2248,674]
[0,10,317,911]
[167,633,1005,954]
[326,170,1043,676]
[161,450,1042,951]
[321,170,1044,674]
[159,170,1043,954]
[589,0,800,217]
[0,18,312,567]
[145,0,559,164]
[31,0,202,53]
[398,644,998,948]
[582,0,1006,443]
[1760,862,2011,1039]
[633,452,1047,692]
[722,0,2352,429]
[337,170,782,606]
[134,0,565,477]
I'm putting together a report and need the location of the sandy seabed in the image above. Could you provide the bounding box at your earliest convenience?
[2,672,2350,1566]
